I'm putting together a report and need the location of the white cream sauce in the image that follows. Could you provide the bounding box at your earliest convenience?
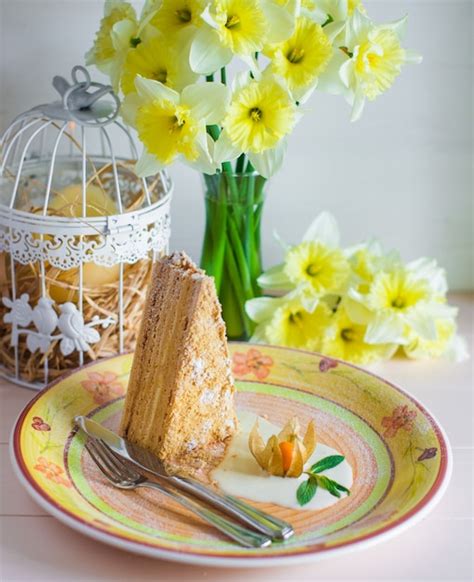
[212,411,353,511]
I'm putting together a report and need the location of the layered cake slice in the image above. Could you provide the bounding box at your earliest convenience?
[120,252,237,475]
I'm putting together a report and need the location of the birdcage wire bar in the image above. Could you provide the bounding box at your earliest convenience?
[0,67,172,389]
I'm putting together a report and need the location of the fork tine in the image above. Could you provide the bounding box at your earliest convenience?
[92,439,141,480]
[85,440,118,483]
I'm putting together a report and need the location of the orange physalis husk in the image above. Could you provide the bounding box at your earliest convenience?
[248,417,316,478]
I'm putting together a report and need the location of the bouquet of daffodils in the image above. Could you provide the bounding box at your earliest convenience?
[86,0,422,178]
[247,213,468,365]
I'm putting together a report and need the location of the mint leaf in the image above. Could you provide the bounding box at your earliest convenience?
[317,475,341,498]
[296,477,317,506]
[310,455,345,474]
[334,482,351,496]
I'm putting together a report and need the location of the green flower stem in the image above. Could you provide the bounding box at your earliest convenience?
[235,153,246,173]
[223,244,250,338]
[200,167,266,340]
[220,67,227,85]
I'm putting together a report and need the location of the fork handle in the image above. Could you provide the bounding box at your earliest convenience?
[137,481,271,549]
[168,476,294,541]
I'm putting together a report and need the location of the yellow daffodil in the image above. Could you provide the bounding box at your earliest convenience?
[322,305,396,365]
[404,319,468,362]
[190,0,271,74]
[340,12,422,121]
[345,240,399,293]
[122,76,230,175]
[267,300,331,349]
[121,30,198,94]
[264,16,333,100]
[86,0,159,91]
[247,292,332,349]
[347,259,456,345]
[258,212,348,294]
[249,417,316,477]
[285,242,350,296]
[86,1,138,90]
[214,74,297,177]
[348,0,366,15]
[151,0,206,38]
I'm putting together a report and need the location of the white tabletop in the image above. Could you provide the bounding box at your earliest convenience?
[1,294,473,582]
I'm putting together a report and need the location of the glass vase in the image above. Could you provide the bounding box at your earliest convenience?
[200,170,267,340]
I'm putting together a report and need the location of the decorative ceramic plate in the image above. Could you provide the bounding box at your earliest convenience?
[11,344,451,567]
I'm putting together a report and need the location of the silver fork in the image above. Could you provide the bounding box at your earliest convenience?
[85,438,272,549]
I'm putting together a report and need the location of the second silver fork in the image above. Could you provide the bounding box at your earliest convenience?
[85,438,272,549]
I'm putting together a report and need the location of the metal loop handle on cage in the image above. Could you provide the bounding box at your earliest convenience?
[62,66,121,128]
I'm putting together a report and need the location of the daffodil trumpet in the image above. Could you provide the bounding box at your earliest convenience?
[249,416,316,478]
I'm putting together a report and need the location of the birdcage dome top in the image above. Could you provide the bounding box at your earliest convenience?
[0,66,172,269]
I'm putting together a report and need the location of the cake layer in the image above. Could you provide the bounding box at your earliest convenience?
[120,252,237,475]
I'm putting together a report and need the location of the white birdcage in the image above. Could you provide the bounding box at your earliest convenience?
[0,66,172,389]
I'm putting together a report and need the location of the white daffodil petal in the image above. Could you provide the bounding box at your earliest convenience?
[134,75,179,103]
[318,51,350,95]
[345,9,372,49]
[248,141,286,179]
[302,211,340,247]
[339,59,353,89]
[232,70,253,93]
[121,92,141,126]
[344,297,373,325]
[384,14,408,39]
[350,89,366,122]
[111,19,137,52]
[182,82,230,125]
[365,312,407,345]
[405,308,438,341]
[214,130,242,165]
[257,263,292,291]
[250,322,270,343]
[323,21,346,43]
[405,50,423,64]
[444,334,469,362]
[407,258,447,294]
[261,1,296,43]
[135,150,164,177]
[240,53,262,80]
[186,134,220,175]
[246,296,284,324]
[272,229,290,251]
[299,293,319,313]
[189,26,233,75]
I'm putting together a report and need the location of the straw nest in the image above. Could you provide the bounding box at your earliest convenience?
[0,154,167,384]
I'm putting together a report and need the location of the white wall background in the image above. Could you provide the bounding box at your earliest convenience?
[1,0,472,289]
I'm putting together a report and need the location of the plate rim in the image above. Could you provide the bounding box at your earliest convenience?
[9,346,453,568]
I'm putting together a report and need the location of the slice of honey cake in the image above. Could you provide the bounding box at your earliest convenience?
[120,252,237,475]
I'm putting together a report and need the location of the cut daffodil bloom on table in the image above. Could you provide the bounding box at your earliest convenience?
[122,76,230,175]
[257,211,350,295]
[249,417,316,477]
[246,211,468,365]
[322,303,397,365]
[248,294,333,349]
[346,258,456,345]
